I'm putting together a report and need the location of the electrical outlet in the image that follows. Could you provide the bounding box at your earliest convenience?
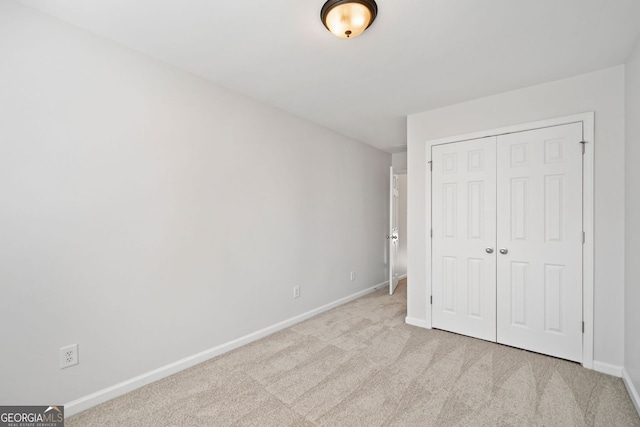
[350,271,356,281]
[293,286,300,298]
[60,344,79,369]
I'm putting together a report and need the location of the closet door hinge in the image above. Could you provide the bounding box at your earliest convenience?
[582,321,585,333]
[428,161,432,171]
[430,295,433,305]
[583,231,586,244]
[580,141,586,154]
[430,229,433,238]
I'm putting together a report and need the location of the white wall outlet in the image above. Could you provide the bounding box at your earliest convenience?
[293,286,300,298]
[350,271,356,281]
[60,344,79,369]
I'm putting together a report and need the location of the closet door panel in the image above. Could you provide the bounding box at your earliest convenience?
[432,137,497,342]
[496,123,583,362]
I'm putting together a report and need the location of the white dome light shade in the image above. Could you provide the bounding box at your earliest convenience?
[321,0,378,39]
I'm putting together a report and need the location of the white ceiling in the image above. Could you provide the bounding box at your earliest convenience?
[17,0,640,152]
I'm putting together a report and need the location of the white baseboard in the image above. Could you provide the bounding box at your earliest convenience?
[399,274,407,280]
[622,368,640,416]
[64,282,385,417]
[593,361,623,377]
[405,316,429,329]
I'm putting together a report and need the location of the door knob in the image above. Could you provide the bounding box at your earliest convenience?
[499,248,509,255]
[485,248,494,254]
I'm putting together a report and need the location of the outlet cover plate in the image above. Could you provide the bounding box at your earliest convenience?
[60,344,79,369]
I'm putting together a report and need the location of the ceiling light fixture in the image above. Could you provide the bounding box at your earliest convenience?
[321,0,378,39]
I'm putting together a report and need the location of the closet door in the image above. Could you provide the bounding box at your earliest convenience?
[432,137,497,342]
[496,123,583,362]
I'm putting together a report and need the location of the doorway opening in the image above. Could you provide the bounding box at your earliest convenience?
[389,166,407,295]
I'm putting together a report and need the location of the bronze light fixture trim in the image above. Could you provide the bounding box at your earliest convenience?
[321,0,378,39]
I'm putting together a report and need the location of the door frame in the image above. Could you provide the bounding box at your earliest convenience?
[423,112,595,369]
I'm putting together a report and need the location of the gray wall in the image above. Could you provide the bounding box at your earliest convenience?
[0,1,390,405]
[392,152,407,171]
[625,34,640,407]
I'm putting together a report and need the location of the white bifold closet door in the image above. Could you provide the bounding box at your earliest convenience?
[496,123,583,362]
[432,136,497,342]
[432,122,584,363]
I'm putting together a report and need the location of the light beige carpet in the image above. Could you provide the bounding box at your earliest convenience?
[68,281,640,426]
